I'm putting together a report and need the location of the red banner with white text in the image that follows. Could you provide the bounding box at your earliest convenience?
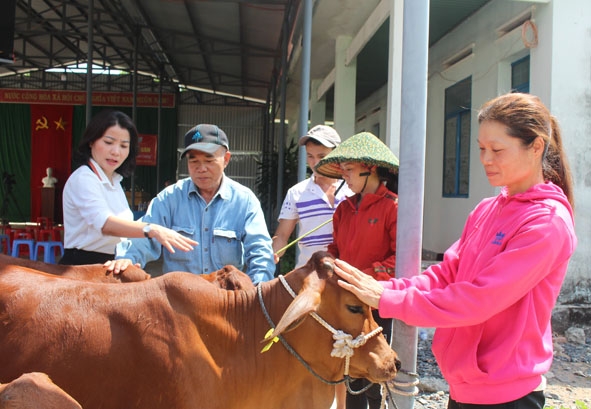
[136,134,158,166]
[30,104,73,223]
[0,89,175,107]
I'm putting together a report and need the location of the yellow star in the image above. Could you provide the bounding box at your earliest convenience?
[54,116,67,131]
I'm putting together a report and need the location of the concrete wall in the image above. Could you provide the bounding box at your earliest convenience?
[425,0,533,252]
[541,0,591,302]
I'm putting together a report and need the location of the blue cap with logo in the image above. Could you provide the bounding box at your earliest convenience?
[181,124,229,157]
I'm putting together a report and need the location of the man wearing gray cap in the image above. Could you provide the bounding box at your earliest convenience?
[110,124,274,284]
[273,125,352,268]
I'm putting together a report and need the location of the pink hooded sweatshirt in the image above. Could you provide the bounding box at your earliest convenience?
[378,182,577,404]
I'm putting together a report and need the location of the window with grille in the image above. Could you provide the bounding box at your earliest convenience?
[511,55,530,93]
[443,77,472,197]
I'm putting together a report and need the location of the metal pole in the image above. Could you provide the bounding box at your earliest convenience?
[390,1,429,408]
[85,0,94,126]
[294,0,313,265]
[276,20,289,220]
[266,97,273,226]
[130,28,139,210]
[297,0,312,182]
[132,29,138,122]
[157,67,163,191]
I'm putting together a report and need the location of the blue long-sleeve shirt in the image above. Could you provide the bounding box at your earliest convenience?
[115,176,274,284]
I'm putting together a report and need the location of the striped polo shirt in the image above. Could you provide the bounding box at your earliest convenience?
[278,176,352,267]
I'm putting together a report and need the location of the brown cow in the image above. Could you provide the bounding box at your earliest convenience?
[0,372,82,409]
[198,264,255,290]
[0,253,150,283]
[0,254,253,290]
[0,251,398,409]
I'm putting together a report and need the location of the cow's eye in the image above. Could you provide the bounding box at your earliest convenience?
[346,305,364,314]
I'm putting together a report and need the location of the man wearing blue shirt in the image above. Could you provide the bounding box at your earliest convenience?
[109,124,274,284]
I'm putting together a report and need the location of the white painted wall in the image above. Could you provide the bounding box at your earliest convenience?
[425,0,536,252]
[539,0,591,294]
[426,0,591,293]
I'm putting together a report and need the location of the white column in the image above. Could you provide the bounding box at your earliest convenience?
[333,35,356,140]
[310,79,327,127]
[385,0,403,155]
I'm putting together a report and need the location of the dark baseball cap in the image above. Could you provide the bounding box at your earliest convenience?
[181,124,229,157]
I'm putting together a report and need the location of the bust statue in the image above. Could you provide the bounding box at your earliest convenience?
[42,167,58,188]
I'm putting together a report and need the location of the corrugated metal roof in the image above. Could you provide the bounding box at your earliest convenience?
[1,0,491,103]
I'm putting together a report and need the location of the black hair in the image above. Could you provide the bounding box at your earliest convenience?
[305,138,325,147]
[73,110,139,177]
[377,167,398,194]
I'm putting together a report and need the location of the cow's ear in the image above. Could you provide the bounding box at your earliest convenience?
[267,273,325,338]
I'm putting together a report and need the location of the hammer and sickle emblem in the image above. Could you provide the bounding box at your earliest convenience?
[35,116,49,131]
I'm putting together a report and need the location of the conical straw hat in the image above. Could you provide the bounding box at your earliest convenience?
[315,132,399,179]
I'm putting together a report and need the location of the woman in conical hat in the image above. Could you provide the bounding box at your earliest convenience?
[316,131,399,409]
[315,131,399,195]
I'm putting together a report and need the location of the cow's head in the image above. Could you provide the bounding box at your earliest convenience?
[266,251,400,383]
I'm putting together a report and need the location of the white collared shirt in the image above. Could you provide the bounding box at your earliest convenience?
[62,158,133,254]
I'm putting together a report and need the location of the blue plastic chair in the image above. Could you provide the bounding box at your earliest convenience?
[34,241,64,264]
[11,238,35,259]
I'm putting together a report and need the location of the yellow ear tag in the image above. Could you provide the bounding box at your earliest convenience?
[261,328,279,353]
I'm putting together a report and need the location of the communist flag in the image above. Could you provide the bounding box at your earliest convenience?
[30,104,73,223]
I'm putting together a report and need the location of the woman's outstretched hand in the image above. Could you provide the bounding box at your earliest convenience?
[333,258,384,309]
[149,225,198,253]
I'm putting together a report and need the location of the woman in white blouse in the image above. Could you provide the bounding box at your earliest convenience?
[60,110,196,265]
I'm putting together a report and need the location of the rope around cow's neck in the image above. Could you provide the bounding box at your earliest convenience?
[256,275,420,408]
[277,276,420,399]
[257,280,347,385]
[277,275,384,375]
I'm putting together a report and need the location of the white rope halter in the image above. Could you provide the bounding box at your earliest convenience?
[278,275,383,376]
[265,274,419,409]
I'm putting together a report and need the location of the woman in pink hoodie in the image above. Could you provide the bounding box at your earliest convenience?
[334,92,577,409]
